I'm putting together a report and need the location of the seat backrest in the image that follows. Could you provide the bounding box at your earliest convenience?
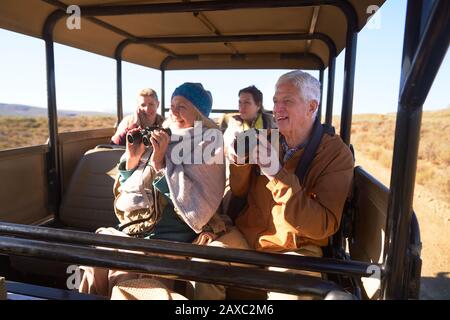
[58,128,115,194]
[321,164,386,295]
[59,147,124,231]
[348,166,388,299]
[350,166,387,264]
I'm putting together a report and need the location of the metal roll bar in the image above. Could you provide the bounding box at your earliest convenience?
[0,222,375,278]
[382,0,449,299]
[0,234,346,298]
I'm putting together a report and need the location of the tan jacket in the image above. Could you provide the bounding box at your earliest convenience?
[230,133,354,251]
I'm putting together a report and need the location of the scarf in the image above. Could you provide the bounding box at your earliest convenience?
[165,123,225,233]
[242,112,264,131]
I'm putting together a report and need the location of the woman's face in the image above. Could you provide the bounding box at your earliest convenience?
[239,92,260,122]
[170,96,198,129]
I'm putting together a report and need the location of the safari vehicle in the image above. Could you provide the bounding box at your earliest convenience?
[0,0,448,300]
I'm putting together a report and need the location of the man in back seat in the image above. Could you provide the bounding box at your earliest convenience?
[193,70,354,300]
[111,88,164,146]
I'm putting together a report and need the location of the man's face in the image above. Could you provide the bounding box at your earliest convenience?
[273,81,314,136]
[137,95,159,120]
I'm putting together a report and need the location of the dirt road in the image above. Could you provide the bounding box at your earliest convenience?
[356,155,450,299]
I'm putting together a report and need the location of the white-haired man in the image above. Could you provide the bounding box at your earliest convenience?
[193,70,354,300]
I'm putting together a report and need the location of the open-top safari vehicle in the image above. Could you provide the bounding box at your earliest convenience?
[0,0,448,300]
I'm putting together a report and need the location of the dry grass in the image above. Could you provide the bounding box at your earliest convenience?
[333,108,450,203]
[1,109,449,203]
[0,115,116,150]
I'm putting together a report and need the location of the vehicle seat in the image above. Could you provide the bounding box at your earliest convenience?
[58,146,124,231]
[7,146,124,287]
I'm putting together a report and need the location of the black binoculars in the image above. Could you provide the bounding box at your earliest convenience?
[126,126,172,146]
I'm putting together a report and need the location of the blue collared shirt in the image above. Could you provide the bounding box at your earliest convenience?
[281,136,308,163]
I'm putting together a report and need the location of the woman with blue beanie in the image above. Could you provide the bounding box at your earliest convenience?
[170,82,215,127]
[79,83,227,298]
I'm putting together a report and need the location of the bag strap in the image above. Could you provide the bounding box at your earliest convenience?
[118,217,155,236]
[294,118,335,185]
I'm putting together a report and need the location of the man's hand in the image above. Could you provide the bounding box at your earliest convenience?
[250,132,281,179]
[225,133,249,165]
[224,128,239,164]
[226,128,263,165]
[149,129,170,171]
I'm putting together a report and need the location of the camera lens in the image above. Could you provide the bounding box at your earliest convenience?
[164,128,172,136]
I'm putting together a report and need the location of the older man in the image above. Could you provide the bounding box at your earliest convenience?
[193,70,354,300]
[111,88,164,146]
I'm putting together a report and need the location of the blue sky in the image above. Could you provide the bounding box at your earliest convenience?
[0,0,448,116]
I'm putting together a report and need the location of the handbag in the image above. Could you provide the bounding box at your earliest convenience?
[113,150,162,237]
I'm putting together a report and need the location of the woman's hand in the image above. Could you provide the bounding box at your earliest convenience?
[125,127,146,170]
[149,129,170,171]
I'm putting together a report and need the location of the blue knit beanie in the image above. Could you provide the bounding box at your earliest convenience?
[171,82,213,117]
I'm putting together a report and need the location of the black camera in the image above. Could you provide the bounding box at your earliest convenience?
[126,126,172,146]
[233,128,273,163]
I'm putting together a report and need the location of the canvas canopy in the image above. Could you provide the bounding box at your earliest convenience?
[0,0,385,70]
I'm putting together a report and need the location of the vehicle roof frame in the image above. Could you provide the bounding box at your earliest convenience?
[113,32,337,118]
[58,0,355,122]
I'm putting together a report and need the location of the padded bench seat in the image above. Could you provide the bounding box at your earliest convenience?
[58,146,124,231]
[8,146,125,288]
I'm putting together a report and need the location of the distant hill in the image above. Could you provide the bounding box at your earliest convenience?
[0,103,114,117]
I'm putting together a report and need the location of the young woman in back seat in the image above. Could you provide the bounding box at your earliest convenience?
[220,85,277,219]
[79,83,227,299]
[221,85,276,150]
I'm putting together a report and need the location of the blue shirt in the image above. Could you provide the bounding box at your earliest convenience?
[281,136,308,163]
